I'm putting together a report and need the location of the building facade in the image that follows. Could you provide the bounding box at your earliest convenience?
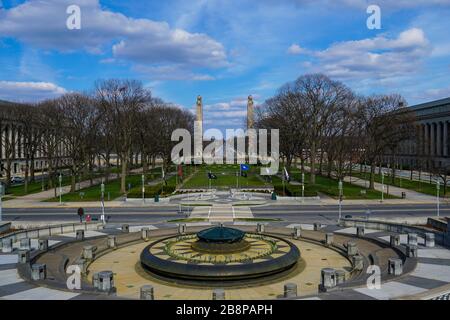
[396,97,450,170]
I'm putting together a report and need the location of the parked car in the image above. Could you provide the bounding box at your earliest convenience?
[10,176,25,184]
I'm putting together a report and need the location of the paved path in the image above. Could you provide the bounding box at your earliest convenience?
[3,220,450,300]
[343,176,436,202]
[4,168,148,207]
[0,223,159,300]
[189,204,254,223]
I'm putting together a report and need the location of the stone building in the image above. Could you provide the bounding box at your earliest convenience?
[394,97,450,170]
[0,100,71,178]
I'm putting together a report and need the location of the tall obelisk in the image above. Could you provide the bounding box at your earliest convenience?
[247,95,254,129]
[194,95,203,164]
[196,95,203,125]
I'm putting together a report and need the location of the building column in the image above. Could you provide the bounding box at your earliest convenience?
[430,123,436,156]
[437,122,442,156]
[424,123,430,155]
[444,121,449,157]
[421,124,425,155]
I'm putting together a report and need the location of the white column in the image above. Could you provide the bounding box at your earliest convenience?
[444,121,449,157]
[437,122,442,156]
[430,123,435,156]
[424,123,429,155]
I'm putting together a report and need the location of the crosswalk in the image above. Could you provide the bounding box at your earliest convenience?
[2,221,450,300]
[190,205,254,223]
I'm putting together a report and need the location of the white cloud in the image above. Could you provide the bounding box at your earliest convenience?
[303,28,431,80]
[133,64,215,81]
[340,0,450,9]
[287,44,304,55]
[0,0,227,69]
[419,86,450,100]
[0,81,67,102]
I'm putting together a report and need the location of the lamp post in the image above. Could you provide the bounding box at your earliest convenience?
[100,180,105,224]
[437,180,440,217]
[381,171,385,203]
[59,173,62,205]
[141,174,145,203]
[338,180,343,221]
[301,173,305,202]
[0,184,4,222]
[41,169,44,191]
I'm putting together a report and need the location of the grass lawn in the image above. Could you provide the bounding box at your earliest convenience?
[351,172,443,197]
[286,170,397,200]
[181,164,269,189]
[45,170,173,202]
[6,175,83,197]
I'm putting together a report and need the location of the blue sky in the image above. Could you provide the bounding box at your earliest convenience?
[1,0,450,132]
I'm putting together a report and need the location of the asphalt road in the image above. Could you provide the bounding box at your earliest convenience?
[1,206,188,223]
[1,203,448,224]
[251,203,450,224]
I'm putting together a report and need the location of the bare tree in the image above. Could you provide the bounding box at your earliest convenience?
[360,94,414,189]
[16,104,43,193]
[36,100,66,196]
[0,102,22,187]
[95,79,151,193]
[55,93,101,192]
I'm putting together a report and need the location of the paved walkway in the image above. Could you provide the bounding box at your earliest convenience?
[190,204,254,223]
[3,167,155,208]
[3,221,450,300]
[343,176,436,202]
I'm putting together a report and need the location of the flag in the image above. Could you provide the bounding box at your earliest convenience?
[208,171,217,179]
[283,167,290,182]
[240,164,250,171]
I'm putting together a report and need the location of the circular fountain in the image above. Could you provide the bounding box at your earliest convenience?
[140,225,300,284]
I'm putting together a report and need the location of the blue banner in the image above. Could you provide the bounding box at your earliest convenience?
[240,164,250,171]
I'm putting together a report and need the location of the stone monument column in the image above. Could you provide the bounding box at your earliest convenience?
[247,95,254,130]
[194,95,203,164]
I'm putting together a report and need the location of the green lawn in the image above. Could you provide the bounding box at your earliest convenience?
[351,172,443,197]
[6,165,166,198]
[181,164,269,189]
[45,170,171,202]
[285,170,397,200]
[6,175,82,197]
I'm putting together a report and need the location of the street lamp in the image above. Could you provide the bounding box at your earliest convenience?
[141,174,145,203]
[437,180,440,217]
[381,171,385,203]
[301,173,305,202]
[366,209,371,220]
[0,184,4,222]
[338,180,343,220]
[59,173,63,205]
[100,179,105,224]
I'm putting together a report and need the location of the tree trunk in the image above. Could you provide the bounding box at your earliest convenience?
[370,163,376,190]
[318,149,324,175]
[71,167,76,193]
[142,153,148,176]
[116,157,120,179]
[24,159,29,194]
[105,154,111,183]
[120,154,127,194]
[30,156,35,182]
[310,141,316,184]
[6,158,11,188]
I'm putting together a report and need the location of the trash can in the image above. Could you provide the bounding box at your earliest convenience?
[154,195,159,203]
[401,192,406,199]
[271,192,277,201]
